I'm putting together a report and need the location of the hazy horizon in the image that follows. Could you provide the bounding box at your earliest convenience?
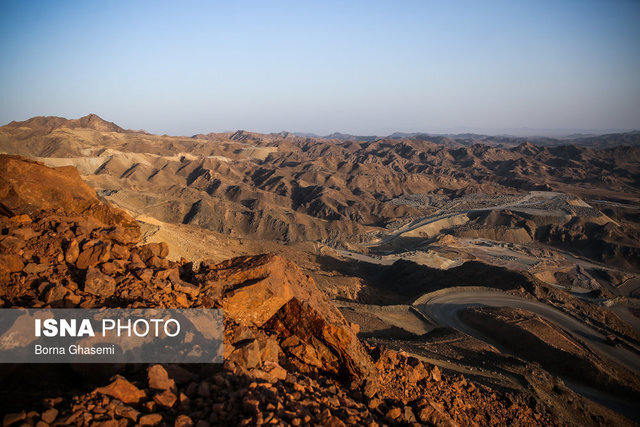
[1,0,639,136]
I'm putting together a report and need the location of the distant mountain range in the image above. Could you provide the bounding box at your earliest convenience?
[291,130,640,148]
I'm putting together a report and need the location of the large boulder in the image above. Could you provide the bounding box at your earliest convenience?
[264,297,377,386]
[197,254,377,388]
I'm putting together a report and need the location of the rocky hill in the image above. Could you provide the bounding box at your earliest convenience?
[1,155,633,425]
[1,115,638,270]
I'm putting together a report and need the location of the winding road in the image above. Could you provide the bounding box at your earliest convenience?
[415,288,640,420]
[414,288,640,374]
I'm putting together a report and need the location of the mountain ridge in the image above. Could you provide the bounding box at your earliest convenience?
[4,114,638,148]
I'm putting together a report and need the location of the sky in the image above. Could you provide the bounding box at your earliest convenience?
[1,0,639,136]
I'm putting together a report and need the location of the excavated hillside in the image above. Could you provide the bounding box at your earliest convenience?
[1,156,634,425]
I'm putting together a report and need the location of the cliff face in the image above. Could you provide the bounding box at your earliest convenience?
[0,156,618,425]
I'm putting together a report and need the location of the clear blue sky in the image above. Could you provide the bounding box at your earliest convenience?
[1,0,639,136]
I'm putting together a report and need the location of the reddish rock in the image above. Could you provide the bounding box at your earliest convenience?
[110,244,130,260]
[258,335,281,364]
[148,364,176,392]
[104,226,138,245]
[0,155,140,241]
[6,214,31,225]
[135,242,169,261]
[100,261,123,276]
[407,360,428,383]
[2,411,26,427]
[153,390,177,408]
[265,297,377,387]
[251,361,288,383]
[174,415,194,427]
[139,414,163,426]
[0,254,23,273]
[386,407,402,420]
[242,397,260,415]
[228,339,261,369]
[417,401,458,426]
[41,408,58,424]
[45,285,69,305]
[23,262,48,275]
[95,377,146,404]
[128,252,147,269]
[431,365,442,382]
[84,266,116,298]
[324,416,347,427]
[64,239,79,264]
[0,236,25,252]
[403,406,417,423]
[198,254,377,387]
[148,255,170,269]
[171,279,200,297]
[198,255,297,327]
[134,268,154,283]
[114,402,140,421]
[11,227,39,240]
[76,241,111,269]
[280,335,323,368]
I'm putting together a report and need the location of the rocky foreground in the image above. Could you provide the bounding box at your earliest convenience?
[0,155,630,425]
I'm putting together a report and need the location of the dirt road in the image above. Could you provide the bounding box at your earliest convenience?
[414,288,640,374]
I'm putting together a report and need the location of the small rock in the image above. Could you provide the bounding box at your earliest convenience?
[110,244,130,260]
[403,406,417,423]
[129,252,146,269]
[139,414,163,426]
[386,407,402,420]
[0,254,24,273]
[100,262,122,276]
[258,335,281,364]
[114,402,140,421]
[2,411,26,427]
[135,268,154,282]
[174,414,193,427]
[324,417,346,427]
[24,262,48,275]
[250,361,287,383]
[41,408,58,424]
[84,266,116,298]
[95,377,146,404]
[148,256,170,269]
[0,236,25,252]
[136,242,169,261]
[153,390,177,408]
[430,366,441,382]
[76,241,111,269]
[64,239,79,264]
[45,285,69,305]
[148,364,176,392]
[11,227,39,240]
[228,339,261,369]
[175,293,189,307]
[172,280,200,297]
[367,398,381,410]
